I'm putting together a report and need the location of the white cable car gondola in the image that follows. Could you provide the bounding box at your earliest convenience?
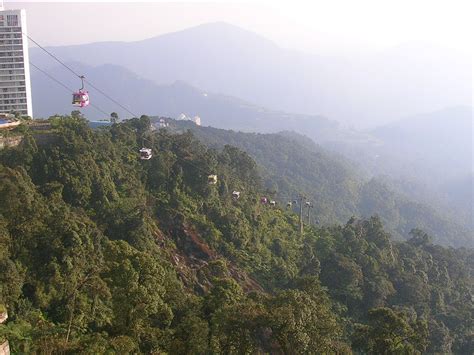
[208,175,218,185]
[72,75,90,108]
[270,200,276,206]
[232,191,240,200]
[139,148,152,160]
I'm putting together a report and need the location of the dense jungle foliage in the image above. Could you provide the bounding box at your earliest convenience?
[174,121,473,248]
[0,115,472,353]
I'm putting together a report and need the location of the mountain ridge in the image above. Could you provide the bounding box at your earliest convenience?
[31,62,350,143]
[29,22,471,127]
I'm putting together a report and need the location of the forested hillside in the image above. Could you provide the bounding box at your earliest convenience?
[169,120,473,248]
[0,116,472,353]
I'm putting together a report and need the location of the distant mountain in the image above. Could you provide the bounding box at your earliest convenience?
[365,106,474,188]
[165,120,473,248]
[327,107,473,179]
[371,106,473,174]
[325,107,473,225]
[29,22,471,127]
[31,62,361,143]
[440,173,474,227]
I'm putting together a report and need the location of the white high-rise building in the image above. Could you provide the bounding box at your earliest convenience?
[0,4,33,117]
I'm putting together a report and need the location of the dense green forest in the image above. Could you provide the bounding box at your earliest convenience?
[0,115,472,353]
[171,121,473,248]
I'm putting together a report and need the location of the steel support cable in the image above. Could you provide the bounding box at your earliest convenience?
[29,61,110,117]
[24,33,139,118]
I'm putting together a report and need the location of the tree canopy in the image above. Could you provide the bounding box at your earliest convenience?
[0,116,471,353]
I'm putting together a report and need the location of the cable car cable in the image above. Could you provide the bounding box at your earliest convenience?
[27,34,171,151]
[25,33,81,78]
[29,62,73,93]
[83,79,138,118]
[29,61,111,117]
[24,33,139,118]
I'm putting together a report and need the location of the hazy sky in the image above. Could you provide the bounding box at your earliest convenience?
[5,0,474,55]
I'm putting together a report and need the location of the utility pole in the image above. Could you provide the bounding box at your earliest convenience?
[298,194,305,236]
[307,203,313,225]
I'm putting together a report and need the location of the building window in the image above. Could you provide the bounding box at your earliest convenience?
[7,15,19,27]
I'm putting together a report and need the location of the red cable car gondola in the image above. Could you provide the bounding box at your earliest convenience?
[72,75,90,108]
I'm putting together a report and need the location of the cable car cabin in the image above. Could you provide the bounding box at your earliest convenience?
[72,90,90,107]
[208,175,218,185]
[139,148,152,160]
[305,201,311,207]
[287,201,292,207]
[260,197,268,204]
[232,191,240,199]
[292,200,298,205]
[270,200,276,206]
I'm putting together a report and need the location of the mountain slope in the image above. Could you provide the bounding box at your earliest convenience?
[29,22,471,127]
[167,120,473,248]
[0,116,472,353]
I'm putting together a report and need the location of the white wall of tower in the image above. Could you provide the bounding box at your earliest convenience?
[0,8,33,118]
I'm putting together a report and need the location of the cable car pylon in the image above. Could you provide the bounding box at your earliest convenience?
[298,194,305,236]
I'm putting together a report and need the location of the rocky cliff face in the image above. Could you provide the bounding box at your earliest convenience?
[0,308,9,355]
